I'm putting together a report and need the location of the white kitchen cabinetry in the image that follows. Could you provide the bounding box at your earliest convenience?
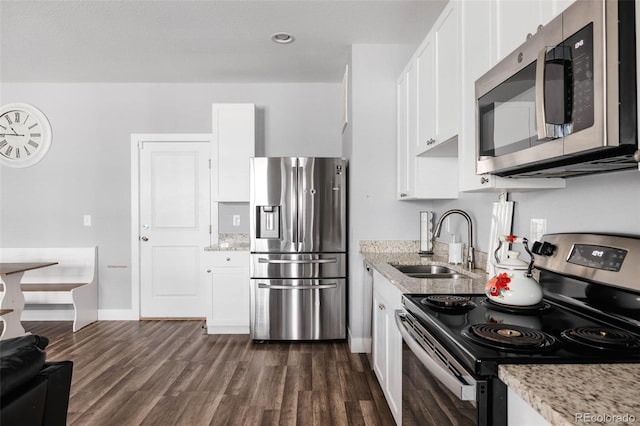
[203,250,250,334]
[396,2,458,200]
[416,2,458,155]
[491,0,575,66]
[372,270,402,424]
[457,0,566,192]
[212,104,255,202]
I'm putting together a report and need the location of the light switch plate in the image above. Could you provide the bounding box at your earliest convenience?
[83,215,92,227]
[232,215,241,227]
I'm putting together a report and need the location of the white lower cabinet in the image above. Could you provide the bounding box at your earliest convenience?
[372,270,402,424]
[202,251,250,334]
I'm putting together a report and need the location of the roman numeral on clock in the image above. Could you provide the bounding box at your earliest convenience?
[5,146,13,156]
[30,133,41,138]
[14,112,20,123]
[28,140,39,148]
[4,115,12,125]
[15,147,20,158]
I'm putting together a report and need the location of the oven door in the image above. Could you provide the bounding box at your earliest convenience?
[395,310,504,426]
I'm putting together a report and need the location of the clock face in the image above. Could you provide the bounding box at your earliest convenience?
[0,103,52,168]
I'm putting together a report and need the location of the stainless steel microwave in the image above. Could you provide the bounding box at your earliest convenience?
[476,0,638,178]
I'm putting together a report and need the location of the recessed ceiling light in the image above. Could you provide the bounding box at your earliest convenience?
[271,32,295,44]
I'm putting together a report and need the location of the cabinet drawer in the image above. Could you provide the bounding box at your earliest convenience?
[205,251,249,268]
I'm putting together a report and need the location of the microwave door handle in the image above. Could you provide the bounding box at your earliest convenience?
[535,47,548,140]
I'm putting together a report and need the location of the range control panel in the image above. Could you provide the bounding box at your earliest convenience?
[534,233,640,292]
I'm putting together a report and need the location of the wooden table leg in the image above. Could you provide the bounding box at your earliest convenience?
[0,272,28,339]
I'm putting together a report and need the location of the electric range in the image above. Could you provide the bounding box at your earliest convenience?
[396,233,640,425]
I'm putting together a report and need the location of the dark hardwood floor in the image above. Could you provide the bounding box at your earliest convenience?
[23,321,395,426]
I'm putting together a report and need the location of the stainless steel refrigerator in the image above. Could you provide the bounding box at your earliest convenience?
[249,157,347,340]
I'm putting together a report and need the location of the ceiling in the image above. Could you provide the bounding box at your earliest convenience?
[0,0,446,84]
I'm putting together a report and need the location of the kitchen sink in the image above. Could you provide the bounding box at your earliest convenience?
[390,264,466,279]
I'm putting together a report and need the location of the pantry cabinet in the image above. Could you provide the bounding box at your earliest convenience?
[212,103,255,202]
[372,270,402,424]
[203,250,250,334]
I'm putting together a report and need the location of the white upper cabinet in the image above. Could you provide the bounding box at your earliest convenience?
[212,103,256,202]
[491,0,575,66]
[396,2,459,200]
[416,2,459,155]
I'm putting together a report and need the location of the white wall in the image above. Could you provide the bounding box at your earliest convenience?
[433,170,640,253]
[0,82,342,311]
[344,44,433,351]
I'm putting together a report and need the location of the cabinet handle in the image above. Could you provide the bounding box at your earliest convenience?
[206,269,212,273]
[426,138,436,146]
[378,303,386,310]
[226,257,231,261]
[400,193,407,198]
[480,176,490,184]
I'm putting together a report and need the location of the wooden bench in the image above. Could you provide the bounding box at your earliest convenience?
[0,247,98,332]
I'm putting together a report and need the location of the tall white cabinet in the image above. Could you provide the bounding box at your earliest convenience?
[212,103,256,202]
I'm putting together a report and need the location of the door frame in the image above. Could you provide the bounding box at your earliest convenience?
[130,133,216,319]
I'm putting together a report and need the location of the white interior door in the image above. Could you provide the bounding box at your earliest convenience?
[139,141,210,318]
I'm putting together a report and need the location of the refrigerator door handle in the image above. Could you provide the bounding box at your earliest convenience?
[257,283,338,290]
[257,257,338,264]
[291,161,299,245]
[296,160,303,249]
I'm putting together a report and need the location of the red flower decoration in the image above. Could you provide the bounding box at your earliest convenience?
[487,272,511,297]
[506,235,517,243]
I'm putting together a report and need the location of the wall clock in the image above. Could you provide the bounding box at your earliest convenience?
[0,103,52,168]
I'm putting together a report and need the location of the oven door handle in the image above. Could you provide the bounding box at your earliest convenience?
[394,310,477,401]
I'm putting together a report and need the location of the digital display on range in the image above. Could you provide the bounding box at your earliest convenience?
[567,244,627,272]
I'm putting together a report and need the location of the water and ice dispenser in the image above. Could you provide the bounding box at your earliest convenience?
[256,206,280,239]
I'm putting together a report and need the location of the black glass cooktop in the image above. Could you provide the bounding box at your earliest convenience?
[402,293,640,376]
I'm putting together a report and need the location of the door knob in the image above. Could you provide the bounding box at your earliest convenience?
[140,236,149,242]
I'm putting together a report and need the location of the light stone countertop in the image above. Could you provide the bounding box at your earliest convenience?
[499,364,640,426]
[360,240,640,426]
[205,233,250,251]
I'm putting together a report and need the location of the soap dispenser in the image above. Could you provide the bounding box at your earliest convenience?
[448,234,463,265]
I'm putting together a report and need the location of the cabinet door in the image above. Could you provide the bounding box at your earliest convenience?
[372,288,387,388]
[396,72,410,200]
[385,302,402,423]
[416,36,436,154]
[213,104,255,202]
[492,0,542,64]
[435,3,459,144]
[372,271,403,424]
[210,267,250,333]
[204,251,250,334]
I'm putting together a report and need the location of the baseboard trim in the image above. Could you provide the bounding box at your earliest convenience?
[98,309,139,321]
[206,326,250,334]
[348,329,372,353]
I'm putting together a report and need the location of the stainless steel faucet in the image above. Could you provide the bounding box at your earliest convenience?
[433,209,475,271]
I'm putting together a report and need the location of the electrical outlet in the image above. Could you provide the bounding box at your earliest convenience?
[530,218,547,242]
[232,215,241,227]
[83,215,92,227]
